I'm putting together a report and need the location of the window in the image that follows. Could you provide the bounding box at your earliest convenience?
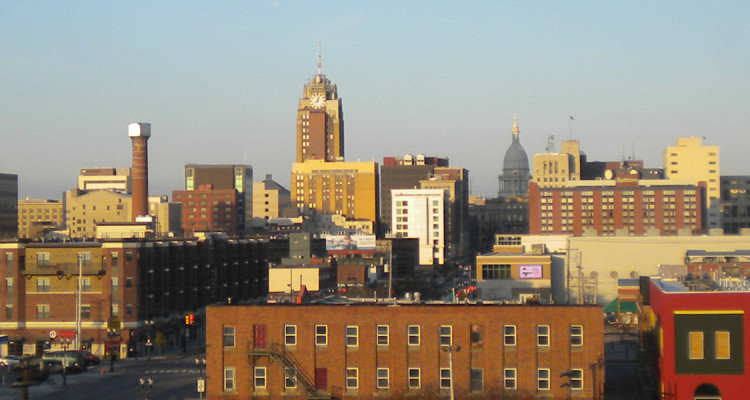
[408,325,420,346]
[482,264,511,280]
[537,368,550,390]
[315,325,327,346]
[254,367,266,390]
[126,304,133,315]
[471,324,483,347]
[36,278,50,292]
[570,325,583,346]
[78,252,91,267]
[470,369,483,392]
[570,368,583,390]
[377,325,389,346]
[223,367,235,391]
[81,305,91,319]
[408,368,421,389]
[223,326,235,347]
[6,305,13,319]
[346,368,358,390]
[80,277,91,292]
[689,331,704,359]
[125,277,133,288]
[125,252,133,263]
[5,253,12,269]
[5,278,12,294]
[504,325,516,346]
[285,325,297,346]
[537,325,550,347]
[439,325,452,347]
[346,326,358,347]
[111,252,119,267]
[284,367,297,389]
[376,368,389,389]
[715,331,730,360]
[504,368,517,389]
[36,252,50,267]
[440,368,452,390]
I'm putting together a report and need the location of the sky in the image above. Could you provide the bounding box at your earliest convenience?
[2,1,749,200]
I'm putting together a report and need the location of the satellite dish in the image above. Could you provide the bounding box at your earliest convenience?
[604,170,613,180]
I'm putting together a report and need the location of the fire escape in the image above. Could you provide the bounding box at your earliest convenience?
[247,342,332,399]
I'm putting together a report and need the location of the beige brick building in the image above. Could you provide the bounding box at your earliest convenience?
[18,198,64,239]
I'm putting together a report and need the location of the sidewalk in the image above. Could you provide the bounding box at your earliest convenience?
[0,367,122,400]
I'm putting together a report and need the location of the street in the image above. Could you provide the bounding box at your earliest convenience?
[0,353,205,400]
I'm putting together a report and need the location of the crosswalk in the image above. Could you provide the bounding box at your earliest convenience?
[143,369,197,374]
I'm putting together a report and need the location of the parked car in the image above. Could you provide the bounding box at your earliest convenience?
[0,355,20,367]
[83,351,100,366]
[41,350,85,373]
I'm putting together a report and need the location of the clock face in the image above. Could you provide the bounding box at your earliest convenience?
[310,93,325,109]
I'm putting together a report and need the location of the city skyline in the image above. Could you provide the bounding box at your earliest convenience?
[2,2,749,200]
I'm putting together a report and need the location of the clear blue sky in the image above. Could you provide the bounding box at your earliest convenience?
[2,1,749,199]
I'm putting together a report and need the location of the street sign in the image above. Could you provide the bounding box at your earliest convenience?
[197,378,205,393]
[49,331,57,339]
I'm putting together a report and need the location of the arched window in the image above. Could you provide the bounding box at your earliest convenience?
[693,383,721,400]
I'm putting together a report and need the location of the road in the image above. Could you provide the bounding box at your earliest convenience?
[0,354,205,400]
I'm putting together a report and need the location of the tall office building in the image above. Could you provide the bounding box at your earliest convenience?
[380,155,449,234]
[720,176,750,234]
[532,140,582,188]
[183,164,253,233]
[295,49,344,163]
[0,173,18,239]
[498,117,530,198]
[392,189,448,266]
[252,174,291,226]
[664,137,720,229]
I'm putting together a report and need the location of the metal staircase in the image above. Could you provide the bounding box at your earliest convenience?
[248,342,331,399]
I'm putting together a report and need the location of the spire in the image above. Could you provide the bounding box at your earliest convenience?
[317,40,322,77]
[512,115,520,141]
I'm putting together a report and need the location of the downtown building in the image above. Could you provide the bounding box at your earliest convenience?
[206,303,604,400]
[0,236,268,359]
[528,175,705,236]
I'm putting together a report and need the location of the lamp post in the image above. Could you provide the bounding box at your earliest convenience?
[145,320,154,361]
[441,345,460,400]
[139,376,153,400]
[75,254,83,351]
[195,357,206,399]
[60,337,71,386]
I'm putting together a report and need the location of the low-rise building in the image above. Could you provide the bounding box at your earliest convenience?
[206,303,604,399]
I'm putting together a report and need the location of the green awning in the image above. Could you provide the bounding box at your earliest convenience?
[604,299,638,314]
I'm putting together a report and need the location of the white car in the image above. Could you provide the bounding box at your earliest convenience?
[0,355,20,367]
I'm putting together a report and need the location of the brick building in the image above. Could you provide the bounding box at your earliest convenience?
[173,188,239,236]
[528,178,705,236]
[0,236,267,358]
[206,303,604,399]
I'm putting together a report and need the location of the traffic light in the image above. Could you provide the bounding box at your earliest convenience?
[184,314,194,325]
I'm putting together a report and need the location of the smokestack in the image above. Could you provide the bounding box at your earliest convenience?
[128,122,151,220]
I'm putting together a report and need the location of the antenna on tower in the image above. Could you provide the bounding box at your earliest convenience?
[546,134,556,153]
[317,40,322,76]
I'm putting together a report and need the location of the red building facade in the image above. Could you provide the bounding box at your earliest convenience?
[206,303,604,399]
[173,187,238,236]
[528,180,705,236]
[648,278,750,399]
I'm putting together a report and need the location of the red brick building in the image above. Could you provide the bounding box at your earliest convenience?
[206,303,604,399]
[647,277,750,399]
[528,179,705,236]
[173,187,238,236]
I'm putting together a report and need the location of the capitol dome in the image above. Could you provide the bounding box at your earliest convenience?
[498,117,530,198]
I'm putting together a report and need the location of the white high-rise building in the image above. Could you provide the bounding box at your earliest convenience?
[391,188,448,266]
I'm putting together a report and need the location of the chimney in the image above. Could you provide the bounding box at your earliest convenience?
[128,122,151,220]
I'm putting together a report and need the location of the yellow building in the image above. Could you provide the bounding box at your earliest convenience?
[475,242,559,303]
[664,137,720,228]
[290,160,378,224]
[531,140,581,187]
[252,174,291,224]
[18,199,64,239]
[65,190,132,239]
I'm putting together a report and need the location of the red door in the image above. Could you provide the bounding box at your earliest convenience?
[253,325,266,349]
[315,368,327,390]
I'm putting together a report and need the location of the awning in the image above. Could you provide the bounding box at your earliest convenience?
[604,299,638,314]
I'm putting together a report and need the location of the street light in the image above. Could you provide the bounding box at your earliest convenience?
[441,345,460,400]
[60,337,71,386]
[139,376,153,400]
[145,320,154,361]
[195,357,206,399]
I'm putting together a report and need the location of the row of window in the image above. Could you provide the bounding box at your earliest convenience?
[28,303,131,319]
[222,366,584,393]
[227,324,584,349]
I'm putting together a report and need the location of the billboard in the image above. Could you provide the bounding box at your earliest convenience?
[519,265,543,279]
[326,235,376,251]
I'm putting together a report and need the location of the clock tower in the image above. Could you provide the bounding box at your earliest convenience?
[295,45,344,163]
